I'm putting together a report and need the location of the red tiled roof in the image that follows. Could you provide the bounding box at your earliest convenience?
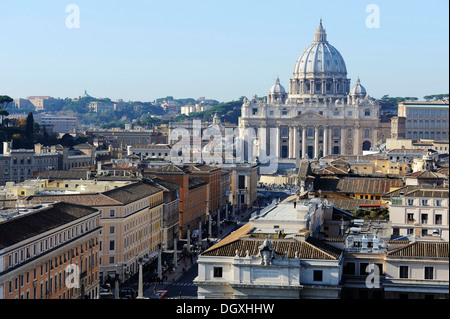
[387,241,449,258]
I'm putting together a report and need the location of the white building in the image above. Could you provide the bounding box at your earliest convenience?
[239,20,381,163]
[34,115,78,134]
[384,240,449,299]
[389,187,449,241]
[195,197,344,299]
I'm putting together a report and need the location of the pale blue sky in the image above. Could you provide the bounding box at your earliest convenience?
[0,0,448,102]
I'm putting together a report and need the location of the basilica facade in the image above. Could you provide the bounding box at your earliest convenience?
[239,20,381,161]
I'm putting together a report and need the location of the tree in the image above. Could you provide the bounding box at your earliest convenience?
[25,112,34,139]
[0,95,13,126]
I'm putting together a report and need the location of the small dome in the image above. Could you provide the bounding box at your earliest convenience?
[350,77,367,95]
[269,77,286,94]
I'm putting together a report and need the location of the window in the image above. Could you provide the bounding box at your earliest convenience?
[435,214,442,225]
[109,240,115,251]
[213,267,223,278]
[360,263,369,276]
[333,128,339,137]
[109,209,115,218]
[421,214,428,224]
[407,199,414,206]
[313,270,323,282]
[421,199,429,206]
[399,266,409,279]
[110,226,115,234]
[343,262,355,275]
[435,200,442,207]
[365,109,370,116]
[424,267,434,280]
[238,175,245,189]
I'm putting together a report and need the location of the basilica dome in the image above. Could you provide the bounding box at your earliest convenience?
[293,20,347,77]
[350,77,367,96]
[289,19,351,100]
[269,77,286,94]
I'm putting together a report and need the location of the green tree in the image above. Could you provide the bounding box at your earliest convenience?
[25,112,34,139]
[0,95,13,126]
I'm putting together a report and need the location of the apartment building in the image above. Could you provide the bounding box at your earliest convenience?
[34,115,78,134]
[226,163,259,211]
[1,142,60,186]
[0,202,101,299]
[392,101,449,141]
[387,187,449,241]
[25,181,165,283]
[26,96,61,111]
[145,164,208,238]
[384,240,449,299]
[149,177,181,250]
[88,129,167,148]
[186,164,222,215]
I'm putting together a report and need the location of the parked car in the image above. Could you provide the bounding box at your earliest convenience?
[119,287,137,299]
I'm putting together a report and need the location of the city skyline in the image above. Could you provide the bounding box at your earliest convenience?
[0,0,448,103]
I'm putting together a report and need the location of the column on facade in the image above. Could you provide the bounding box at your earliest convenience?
[275,126,280,158]
[294,126,299,159]
[314,126,320,159]
[289,126,294,159]
[323,125,328,157]
[353,125,360,155]
[301,126,307,159]
[341,126,346,155]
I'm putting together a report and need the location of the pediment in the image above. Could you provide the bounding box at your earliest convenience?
[295,111,328,120]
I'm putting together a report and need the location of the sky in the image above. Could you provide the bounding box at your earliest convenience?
[0,0,448,102]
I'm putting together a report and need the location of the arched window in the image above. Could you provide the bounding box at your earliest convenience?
[362,141,371,151]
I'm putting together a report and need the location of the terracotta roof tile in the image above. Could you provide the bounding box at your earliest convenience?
[387,241,449,258]
[0,202,98,249]
[202,235,342,260]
